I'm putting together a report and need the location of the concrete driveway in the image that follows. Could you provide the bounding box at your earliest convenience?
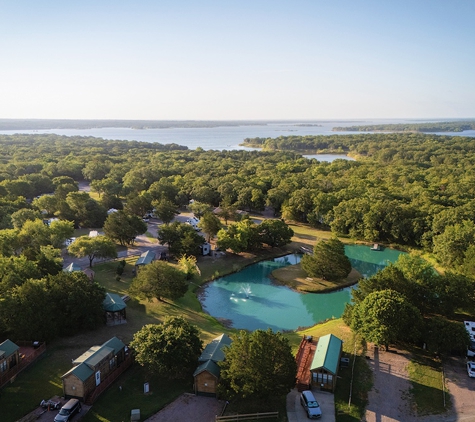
[287,388,335,422]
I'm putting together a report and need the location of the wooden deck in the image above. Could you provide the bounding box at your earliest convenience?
[295,336,317,392]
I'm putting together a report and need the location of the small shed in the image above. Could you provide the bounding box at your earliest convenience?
[103,293,127,325]
[135,250,156,271]
[0,339,20,374]
[309,334,343,392]
[193,334,232,396]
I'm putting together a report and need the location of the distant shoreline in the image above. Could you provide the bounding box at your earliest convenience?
[0,118,358,131]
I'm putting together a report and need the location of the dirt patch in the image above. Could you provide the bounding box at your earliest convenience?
[271,264,361,293]
[364,346,414,422]
[144,393,226,422]
[363,346,475,422]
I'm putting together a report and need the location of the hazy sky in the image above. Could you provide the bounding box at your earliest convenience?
[1,1,474,120]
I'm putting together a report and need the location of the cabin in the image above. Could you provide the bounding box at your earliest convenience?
[309,334,343,392]
[193,334,232,396]
[134,250,156,272]
[103,293,127,325]
[0,339,20,376]
[62,337,127,401]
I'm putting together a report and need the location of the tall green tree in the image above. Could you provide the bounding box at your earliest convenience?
[259,219,294,247]
[301,237,351,281]
[218,329,296,400]
[68,235,117,267]
[152,198,178,224]
[433,220,475,268]
[129,260,188,301]
[157,221,204,256]
[349,289,422,350]
[103,210,147,246]
[198,211,222,242]
[130,317,202,379]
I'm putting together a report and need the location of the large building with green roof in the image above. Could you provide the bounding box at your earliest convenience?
[309,334,343,392]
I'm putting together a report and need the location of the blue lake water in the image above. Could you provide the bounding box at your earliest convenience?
[200,245,406,331]
[1,119,471,153]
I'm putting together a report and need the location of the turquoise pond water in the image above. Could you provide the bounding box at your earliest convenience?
[200,245,406,331]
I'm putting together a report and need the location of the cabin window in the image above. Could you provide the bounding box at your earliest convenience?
[328,374,333,384]
[109,357,116,369]
[0,360,7,372]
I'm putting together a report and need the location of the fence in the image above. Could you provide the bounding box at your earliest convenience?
[215,412,279,421]
[0,342,47,389]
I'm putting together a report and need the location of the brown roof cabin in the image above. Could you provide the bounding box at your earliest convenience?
[0,339,20,382]
[193,334,232,397]
[62,337,127,401]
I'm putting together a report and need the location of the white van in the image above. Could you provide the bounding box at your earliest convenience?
[186,217,201,231]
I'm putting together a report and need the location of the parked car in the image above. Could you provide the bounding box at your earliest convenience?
[467,362,475,378]
[300,390,322,419]
[54,398,81,422]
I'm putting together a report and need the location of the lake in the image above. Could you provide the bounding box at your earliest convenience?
[1,119,472,154]
[200,245,406,331]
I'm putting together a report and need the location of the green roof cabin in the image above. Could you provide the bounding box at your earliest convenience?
[103,293,127,326]
[309,334,343,392]
[0,339,20,379]
[193,334,232,396]
[62,337,127,401]
[134,250,156,271]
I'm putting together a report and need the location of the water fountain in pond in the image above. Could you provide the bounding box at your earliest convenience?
[230,283,253,302]
[241,283,252,299]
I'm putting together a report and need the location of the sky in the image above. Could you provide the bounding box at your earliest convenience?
[1,0,474,120]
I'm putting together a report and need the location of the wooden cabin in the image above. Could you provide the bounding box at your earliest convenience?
[0,339,20,376]
[62,337,127,401]
[193,334,232,396]
[309,334,343,392]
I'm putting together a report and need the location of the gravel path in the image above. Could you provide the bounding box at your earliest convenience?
[144,393,225,422]
[364,346,475,422]
[364,346,414,422]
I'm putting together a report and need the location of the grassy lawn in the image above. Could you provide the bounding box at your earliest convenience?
[408,353,450,416]
[82,366,190,422]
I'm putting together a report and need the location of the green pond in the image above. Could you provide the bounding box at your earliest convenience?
[200,245,405,331]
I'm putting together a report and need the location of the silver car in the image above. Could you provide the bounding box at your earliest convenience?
[300,390,322,419]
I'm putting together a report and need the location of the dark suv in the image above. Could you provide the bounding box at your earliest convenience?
[54,399,82,422]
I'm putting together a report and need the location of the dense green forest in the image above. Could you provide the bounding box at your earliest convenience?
[1,132,475,340]
[332,120,475,132]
